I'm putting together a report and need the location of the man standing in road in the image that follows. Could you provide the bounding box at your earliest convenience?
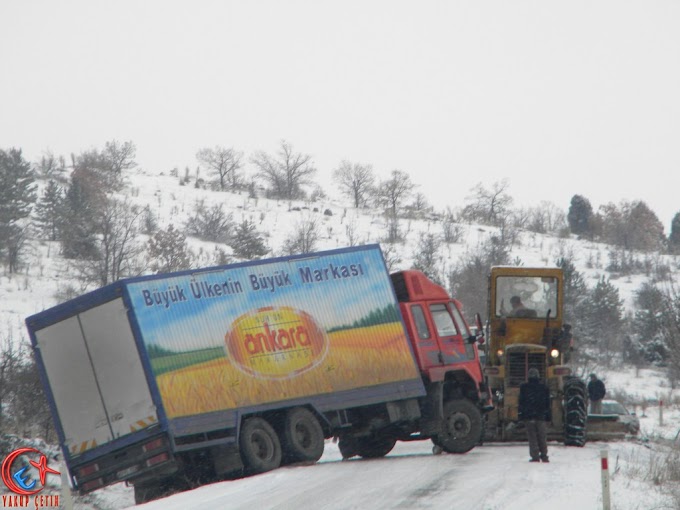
[588,373,606,414]
[518,368,551,463]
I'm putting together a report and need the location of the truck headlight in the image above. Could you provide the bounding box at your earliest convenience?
[550,348,560,359]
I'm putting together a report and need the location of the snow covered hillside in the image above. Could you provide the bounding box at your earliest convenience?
[2,166,680,509]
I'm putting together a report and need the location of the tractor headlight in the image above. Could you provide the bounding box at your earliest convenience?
[496,349,504,359]
[550,348,560,359]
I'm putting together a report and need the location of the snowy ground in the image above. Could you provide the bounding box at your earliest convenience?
[115,438,676,510]
[63,370,679,510]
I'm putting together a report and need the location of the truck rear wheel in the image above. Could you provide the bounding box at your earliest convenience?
[281,407,325,463]
[134,481,165,505]
[240,417,282,474]
[433,399,482,454]
[338,436,358,459]
[563,376,587,447]
[356,435,396,458]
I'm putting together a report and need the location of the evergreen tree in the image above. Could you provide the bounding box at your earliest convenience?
[33,180,64,241]
[59,173,99,259]
[147,224,192,274]
[556,255,589,326]
[669,212,680,254]
[630,282,667,365]
[567,194,593,236]
[231,220,269,260]
[581,276,625,366]
[0,148,37,272]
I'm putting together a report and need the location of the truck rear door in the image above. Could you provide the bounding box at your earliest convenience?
[33,298,157,457]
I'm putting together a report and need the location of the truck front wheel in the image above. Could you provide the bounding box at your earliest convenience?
[240,417,282,474]
[281,407,325,463]
[433,399,482,454]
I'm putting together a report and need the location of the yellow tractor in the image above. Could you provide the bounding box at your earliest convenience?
[481,266,587,446]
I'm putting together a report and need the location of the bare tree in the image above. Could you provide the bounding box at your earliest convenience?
[196,146,243,191]
[412,232,443,284]
[462,180,513,226]
[72,140,136,193]
[78,198,144,287]
[375,169,415,217]
[251,140,317,200]
[599,200,665,252]
[103,140,137,175]
[380,243,403,272]
[282,217,320,255]
[332,161,375,208]
[35,151,67,181]
[184,200,235,243]
[442,208,463,243]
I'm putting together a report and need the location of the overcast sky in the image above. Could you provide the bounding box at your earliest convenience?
[1,1,679,229]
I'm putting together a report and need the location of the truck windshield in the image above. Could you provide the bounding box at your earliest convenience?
[495,276,558,319]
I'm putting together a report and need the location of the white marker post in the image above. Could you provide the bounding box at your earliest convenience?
[600,449,611,510]
[60,461,74,510]
[659,400,664,427]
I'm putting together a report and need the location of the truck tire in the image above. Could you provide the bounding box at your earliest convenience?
[281,407,325,463]
[355,435,396,459]
[433,399,482,454]
[338,436,358,459]
[240,417,282,474]
[563,376,587,447]
[134,481,165,505]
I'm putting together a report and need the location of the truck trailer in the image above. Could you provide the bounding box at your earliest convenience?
[25,244,489,504]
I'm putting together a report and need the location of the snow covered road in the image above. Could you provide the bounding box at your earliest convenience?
[128,439,668,510]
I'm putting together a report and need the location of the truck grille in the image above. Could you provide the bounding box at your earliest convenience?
[507,352,545,387]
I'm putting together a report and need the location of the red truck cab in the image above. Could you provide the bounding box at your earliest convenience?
[391,270,489,406]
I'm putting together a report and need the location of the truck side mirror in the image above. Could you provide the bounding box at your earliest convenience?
[473,313,485,344]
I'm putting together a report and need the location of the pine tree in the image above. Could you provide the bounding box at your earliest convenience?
[147,224,192,274]
[556,256,588,326]
[582,276,625,366]
[0,148,37,272]
[231,220,269,260]
[59,174,99,259]
[630,282,667,364]
[33,180,64,241]
[669,212,680,254]
[567,194,593,236]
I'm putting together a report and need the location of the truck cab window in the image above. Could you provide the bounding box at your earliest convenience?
[448,303,469,337]
[430,304,459,337]
[411,305,431,340]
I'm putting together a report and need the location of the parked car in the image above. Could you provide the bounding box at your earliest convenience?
[587,399,640,440]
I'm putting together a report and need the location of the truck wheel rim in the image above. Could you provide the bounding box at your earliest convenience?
[251,430,275,461]
[447,412,471,438]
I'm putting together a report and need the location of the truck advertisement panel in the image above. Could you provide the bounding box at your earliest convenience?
[126,246,420,419]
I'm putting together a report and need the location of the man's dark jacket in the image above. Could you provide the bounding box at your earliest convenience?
[588,379,606,401]
[518,378,551,421]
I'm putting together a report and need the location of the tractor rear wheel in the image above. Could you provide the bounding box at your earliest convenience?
[563,376,587,447]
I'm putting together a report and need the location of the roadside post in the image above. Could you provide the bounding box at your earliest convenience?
[601,449,611,510]
[61,461,74,510]
[659,400,664,427]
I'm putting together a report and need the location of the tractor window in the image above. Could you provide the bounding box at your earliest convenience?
[411,305,431,340]
[496,276,558,319]
[430,304,459,337]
